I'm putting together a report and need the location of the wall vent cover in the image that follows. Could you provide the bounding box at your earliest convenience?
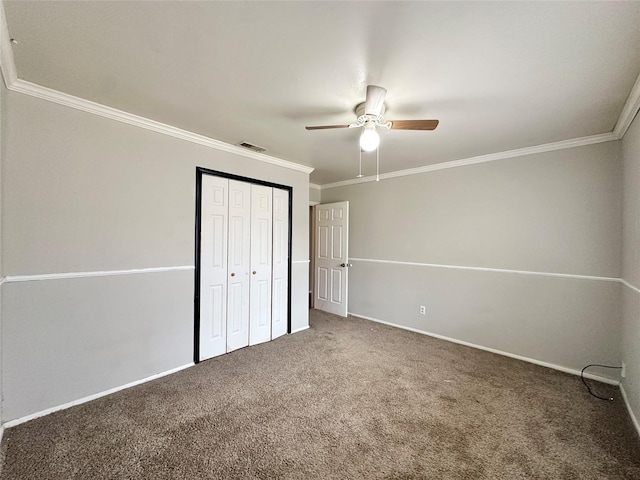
[236,141,267,153]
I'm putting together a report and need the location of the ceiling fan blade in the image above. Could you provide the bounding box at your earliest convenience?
[388,119,439,130]
[365,85,387,117]
[305,124,351,130]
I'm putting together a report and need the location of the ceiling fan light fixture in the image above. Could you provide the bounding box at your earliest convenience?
[359,123,380,152]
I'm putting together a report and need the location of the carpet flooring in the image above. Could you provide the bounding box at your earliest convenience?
[1,309,639,479]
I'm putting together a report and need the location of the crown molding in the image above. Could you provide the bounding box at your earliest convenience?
[0,1,313,176]
[614,73,640,139]
[2,0,638,185]
[9,79,314,174]
[320,132,618,190]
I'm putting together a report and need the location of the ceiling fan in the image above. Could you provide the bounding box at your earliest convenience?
[305,85,439,152]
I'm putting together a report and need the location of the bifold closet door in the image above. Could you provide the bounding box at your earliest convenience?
[199,177,252,358]
[199,175,289,361]
[249,184,273,346]
[226,180,251,352]
[199,175,229,359]
[271,188,289,339]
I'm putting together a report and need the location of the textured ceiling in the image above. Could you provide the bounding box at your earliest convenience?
[4,1,640,184]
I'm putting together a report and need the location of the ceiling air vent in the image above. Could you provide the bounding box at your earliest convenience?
[236,141,267,153]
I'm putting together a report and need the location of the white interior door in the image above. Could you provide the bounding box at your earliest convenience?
[272,188,289,339]
[226,180,251,352]
[250,184,273,345]
[199,175,229,360]
[314,201,349,317]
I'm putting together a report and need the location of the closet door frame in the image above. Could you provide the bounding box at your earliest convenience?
[193,167,293,364]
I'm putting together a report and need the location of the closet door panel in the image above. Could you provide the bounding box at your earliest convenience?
[199,175,229,360]
[226,180,251,352]
[250,184,273,345]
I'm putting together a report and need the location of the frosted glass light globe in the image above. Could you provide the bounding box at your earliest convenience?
[360,127,380,152]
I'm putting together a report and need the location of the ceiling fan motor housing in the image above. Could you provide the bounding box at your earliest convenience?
[355,101,386,126]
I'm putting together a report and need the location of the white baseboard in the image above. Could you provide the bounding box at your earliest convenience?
[348,312,620,386]
[3,363,194,429]
[0,424,4,447]
[620,384,640,438]
[290,325,310,334]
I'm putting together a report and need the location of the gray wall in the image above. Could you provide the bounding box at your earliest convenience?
[321,142,623,377]
[1,90,310,422]
[622,112,640,428]
[309,185,321,204]
[0,69,6,427]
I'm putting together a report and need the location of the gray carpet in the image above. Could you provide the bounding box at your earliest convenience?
[1,309,639,479]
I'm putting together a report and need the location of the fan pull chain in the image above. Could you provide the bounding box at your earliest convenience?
[357,147,363,178]
[376,144,380,182]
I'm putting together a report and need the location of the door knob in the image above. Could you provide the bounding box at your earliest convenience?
[340,263,353,267]
[253,271,257,275]
[230,273,235,277]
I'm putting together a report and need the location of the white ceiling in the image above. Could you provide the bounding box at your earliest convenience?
[4,1,640,185]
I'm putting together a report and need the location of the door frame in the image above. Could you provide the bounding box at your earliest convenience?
[193,167,293,364]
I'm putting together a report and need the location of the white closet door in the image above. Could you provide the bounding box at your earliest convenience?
[226,180,251,352]
[199,176,229,360]
[272,188,289,339]
[249,184,273,345]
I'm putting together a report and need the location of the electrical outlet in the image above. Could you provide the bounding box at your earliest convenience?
[621,362,626,378]
[419,306,426,315]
